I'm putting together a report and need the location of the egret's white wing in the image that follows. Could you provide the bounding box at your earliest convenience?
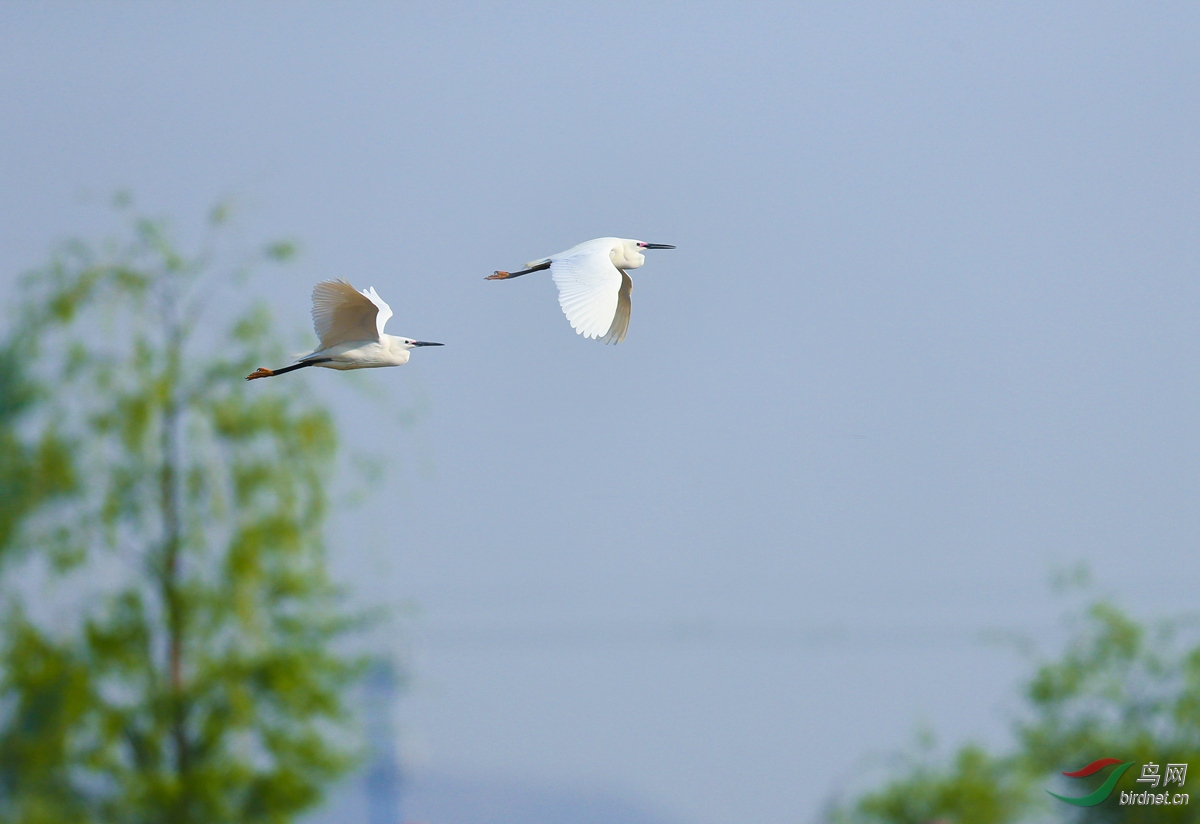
[361,286,394,337]
[550,244,622,340]
[311,279,392,348]
[601,269,632,345]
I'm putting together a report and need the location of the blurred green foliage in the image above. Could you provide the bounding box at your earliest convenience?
[0,210,364,823]
[829,602,1200,823]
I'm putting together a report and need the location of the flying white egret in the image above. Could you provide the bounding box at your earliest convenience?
[246,278,442,380]
[487,237,675,344]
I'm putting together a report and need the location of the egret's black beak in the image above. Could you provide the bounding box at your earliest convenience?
[642,243,676,250]
[412,341,444,347]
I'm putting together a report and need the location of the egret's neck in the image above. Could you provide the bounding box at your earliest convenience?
[612,246,646,270]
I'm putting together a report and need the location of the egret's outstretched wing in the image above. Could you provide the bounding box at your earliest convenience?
[601,269,632,345]
[361,286,394,337]
[311,279,393,348]
[550,244,621,341]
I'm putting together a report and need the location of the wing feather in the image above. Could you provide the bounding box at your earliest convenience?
[361,286,394,338]
[310,279,392,348]
[602,269,632,344]
[550,242,622,340]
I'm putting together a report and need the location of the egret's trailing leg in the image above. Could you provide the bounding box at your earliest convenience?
[486,261,551,280]
[246,359,332,380]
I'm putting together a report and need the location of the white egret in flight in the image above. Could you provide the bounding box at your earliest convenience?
[487,237,675,344]
[246,279,442,380]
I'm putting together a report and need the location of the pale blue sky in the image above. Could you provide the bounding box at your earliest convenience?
[3,3,1199,822]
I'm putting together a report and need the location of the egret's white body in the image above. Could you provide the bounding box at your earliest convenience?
[246,279,441,380]
[488,237,675,344]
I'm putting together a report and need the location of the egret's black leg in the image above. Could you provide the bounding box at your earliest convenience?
[486,261,551,280]
[245,358,333,381]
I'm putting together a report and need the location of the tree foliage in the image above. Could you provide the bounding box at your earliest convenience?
[828,601,1200,823]
[0,209,364,824]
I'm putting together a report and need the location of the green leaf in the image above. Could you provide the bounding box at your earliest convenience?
[264,241,299,262]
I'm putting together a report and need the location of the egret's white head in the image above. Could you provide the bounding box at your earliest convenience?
[612,238,675,270]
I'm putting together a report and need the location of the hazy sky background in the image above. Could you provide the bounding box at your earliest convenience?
[2,3,1199,822]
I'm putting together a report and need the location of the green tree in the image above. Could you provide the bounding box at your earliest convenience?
[829,600,1200,823]
[1020,602,1200,823]
[0,207,364,824]
[832,744,1027,824]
